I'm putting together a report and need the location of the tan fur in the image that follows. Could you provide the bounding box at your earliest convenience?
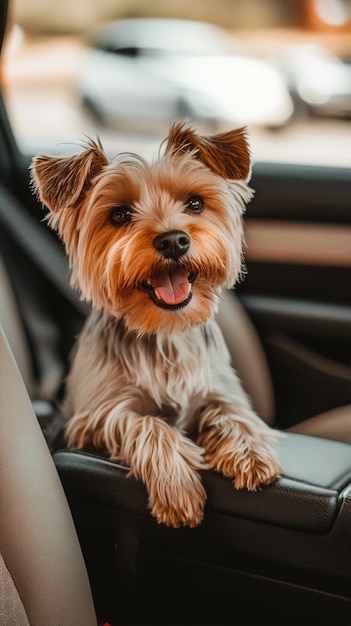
[31,122,282,528]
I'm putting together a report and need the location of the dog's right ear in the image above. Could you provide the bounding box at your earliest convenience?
[31,138,109,213]
[164,121,251,181]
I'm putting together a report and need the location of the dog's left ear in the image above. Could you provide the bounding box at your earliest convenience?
[31,138,109,213]
[164,122,251,181]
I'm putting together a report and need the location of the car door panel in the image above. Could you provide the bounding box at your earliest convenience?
[236,162,351,428]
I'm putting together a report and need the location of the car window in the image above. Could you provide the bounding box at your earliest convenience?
[2,0,351,166]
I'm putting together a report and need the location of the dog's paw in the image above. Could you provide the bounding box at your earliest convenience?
[211,445,282,491]
[150,472,207,528]
[127,423,208,527]
[200,424,283,491]
[230,451,282,491]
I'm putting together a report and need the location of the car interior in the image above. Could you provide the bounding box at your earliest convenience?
[0,0,350,624]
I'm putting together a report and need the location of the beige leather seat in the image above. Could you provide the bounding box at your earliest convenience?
[0,257,35,395]
[0,323,97,626]
[216,289,351,442]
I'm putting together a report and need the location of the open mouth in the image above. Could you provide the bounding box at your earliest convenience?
[140,269,196,310]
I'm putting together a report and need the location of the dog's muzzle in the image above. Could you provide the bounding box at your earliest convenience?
[140,230,195,309]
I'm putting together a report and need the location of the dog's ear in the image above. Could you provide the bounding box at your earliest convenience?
[164,122,250,181]
[31,138,109,213]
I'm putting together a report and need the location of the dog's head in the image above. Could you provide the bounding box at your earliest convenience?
[31,122,253,336]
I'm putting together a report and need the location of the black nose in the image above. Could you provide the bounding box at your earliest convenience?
[153,230,190,260]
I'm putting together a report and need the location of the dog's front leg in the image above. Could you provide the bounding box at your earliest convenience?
[112,413,207,527]
[196,395,283,491]
[67,403,207,528]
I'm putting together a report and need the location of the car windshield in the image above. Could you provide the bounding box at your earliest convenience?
[2,0,351,166]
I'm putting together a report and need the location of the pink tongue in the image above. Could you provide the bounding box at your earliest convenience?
[151,269,190,305]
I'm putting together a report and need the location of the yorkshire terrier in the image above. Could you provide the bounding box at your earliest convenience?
[31,122,282,528]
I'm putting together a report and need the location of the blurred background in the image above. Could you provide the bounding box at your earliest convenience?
[2,0,351,165]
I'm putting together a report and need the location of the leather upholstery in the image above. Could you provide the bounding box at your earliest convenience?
[53,437,351,625]
[0,552,30,626]
[54,430,351,534]
[0,324,97,626]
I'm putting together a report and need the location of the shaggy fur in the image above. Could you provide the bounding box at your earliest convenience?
[31,122,282,528]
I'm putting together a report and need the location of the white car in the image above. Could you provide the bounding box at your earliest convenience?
[281,43,351,119]
[78,18,293,132]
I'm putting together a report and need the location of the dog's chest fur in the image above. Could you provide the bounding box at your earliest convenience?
[68,308,231,431]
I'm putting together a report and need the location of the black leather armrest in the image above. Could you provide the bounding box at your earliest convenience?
[53,432,351,625]
[204,431,351,533]
[53,431,351,534]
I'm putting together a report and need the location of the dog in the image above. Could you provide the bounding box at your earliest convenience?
[31,122,282,528]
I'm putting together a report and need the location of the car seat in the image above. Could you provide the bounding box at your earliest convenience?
[0,255,35,394]
[0,323,97,626]
[216,288,351,442]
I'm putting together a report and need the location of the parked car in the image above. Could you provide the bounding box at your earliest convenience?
[1,2,351,625]
[281,43,351,119]
[78,17,294,132]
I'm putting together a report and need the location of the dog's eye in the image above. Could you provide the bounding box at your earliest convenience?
[185,196,204,213]
[109,205,133,226]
